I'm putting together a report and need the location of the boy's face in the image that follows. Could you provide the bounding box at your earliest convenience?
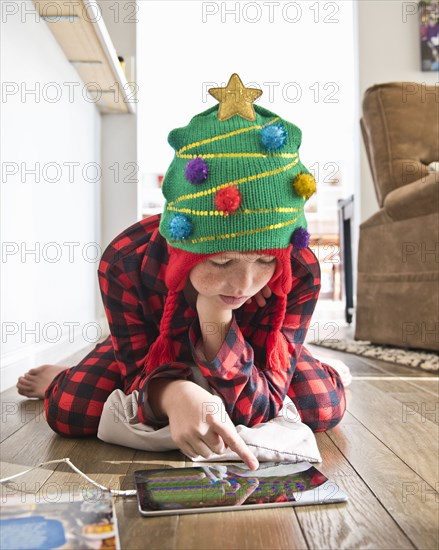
[188,252,277,309]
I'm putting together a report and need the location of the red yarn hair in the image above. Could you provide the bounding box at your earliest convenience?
[143,244,294,375]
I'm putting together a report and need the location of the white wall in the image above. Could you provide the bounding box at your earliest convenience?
[1,2,101,390]
[357,0,439,223]
[98,0,137,255]
[137,0,357,215]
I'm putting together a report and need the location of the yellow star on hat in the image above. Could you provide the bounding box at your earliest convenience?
[208,73,263,121]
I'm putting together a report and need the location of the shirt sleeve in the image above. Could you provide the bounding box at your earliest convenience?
[98,261,155,383]
[136,363,198,427]
[98,258,195,425]
[187,247,321,427]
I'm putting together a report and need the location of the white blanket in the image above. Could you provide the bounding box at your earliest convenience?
[97,367,322,464]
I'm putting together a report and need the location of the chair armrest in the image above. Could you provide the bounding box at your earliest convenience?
[383,172,439,221]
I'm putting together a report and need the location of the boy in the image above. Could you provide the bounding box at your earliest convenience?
[17,75,346,470]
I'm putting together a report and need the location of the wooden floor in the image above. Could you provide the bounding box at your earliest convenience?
[1,338,438,549]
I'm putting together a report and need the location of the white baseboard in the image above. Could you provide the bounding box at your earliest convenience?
[1,316,110,392]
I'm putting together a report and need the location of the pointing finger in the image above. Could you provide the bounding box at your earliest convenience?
[215,424,259,470]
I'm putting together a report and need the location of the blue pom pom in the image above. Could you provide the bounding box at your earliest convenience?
[291,227,310,249]
[185,157,209,184]
[169,215,192,240]
[260,124,288,151]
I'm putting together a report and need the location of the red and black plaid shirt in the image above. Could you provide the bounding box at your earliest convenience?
[97,214,339,430]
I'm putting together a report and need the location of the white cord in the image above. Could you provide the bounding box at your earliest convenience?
[0,458,137,497]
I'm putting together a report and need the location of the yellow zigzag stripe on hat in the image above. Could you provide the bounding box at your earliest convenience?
[177,152,298,159]
[176,117,280,154]
[168,157,300,207]
[174,212,303,245]
[159,103,314,254]
[167,205,301,217]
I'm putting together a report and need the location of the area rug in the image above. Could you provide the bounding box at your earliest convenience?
[310,339,438,373]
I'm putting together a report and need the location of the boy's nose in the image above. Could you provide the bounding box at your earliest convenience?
[229,269,253,295]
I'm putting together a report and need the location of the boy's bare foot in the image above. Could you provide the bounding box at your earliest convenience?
[16,365,69,399]
[313,352,353,387]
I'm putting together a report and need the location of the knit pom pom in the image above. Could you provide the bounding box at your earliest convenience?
[144,289,179,376]
[291,227,310,249]
[169,214,192,240]
[214,186,241,214]
[185,157,209,184]
[265,330,291,372]
[264,294,291,372]
[144,333,175,376]
[260,124,288,151]
[293,173,317,199]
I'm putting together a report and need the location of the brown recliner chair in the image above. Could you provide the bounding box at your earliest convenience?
[355,82,439,351]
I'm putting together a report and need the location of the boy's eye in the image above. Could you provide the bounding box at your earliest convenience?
[210,260,231,268]
[210,258,276,268]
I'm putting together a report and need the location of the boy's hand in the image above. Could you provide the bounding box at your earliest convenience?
[246,285,272,307]
[162,379,259,470]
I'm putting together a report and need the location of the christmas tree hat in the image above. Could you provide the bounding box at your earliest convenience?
[159,78,315,254]
[144,74,317,375]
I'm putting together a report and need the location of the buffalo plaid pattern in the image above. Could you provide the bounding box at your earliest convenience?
[45,214,346,436]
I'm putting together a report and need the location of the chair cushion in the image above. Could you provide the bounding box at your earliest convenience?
[383,172,439,221]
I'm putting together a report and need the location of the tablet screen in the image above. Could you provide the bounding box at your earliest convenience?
[134,462,347,516]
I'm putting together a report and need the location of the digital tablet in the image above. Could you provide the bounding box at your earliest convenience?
[134,461,348,517]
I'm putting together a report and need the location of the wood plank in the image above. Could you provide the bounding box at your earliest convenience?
[118,443,411,550]
[307,343,438,380]
[177,507,308,550]
[178,457,308,550]
[33,1,111,64]
[1,401,76,467]
[1,419,134,501]
[356,352,435,379]
[39,439,137,502]
[327,412,439,550]
[394,378,439,397]
[345,380,439,488]
[0,388,45,443]
[115,450,187,550]
[0,339,107,443]
[32,0,130,113]
[364,379,438,425]
[1,342,436,549]
[1,416,79,500]
[349,376,438,383]
[294,432,414,550]
[116,499,180,550]
[306,344,396,377]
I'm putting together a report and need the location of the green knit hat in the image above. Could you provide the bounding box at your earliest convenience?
[159,78,316,253]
